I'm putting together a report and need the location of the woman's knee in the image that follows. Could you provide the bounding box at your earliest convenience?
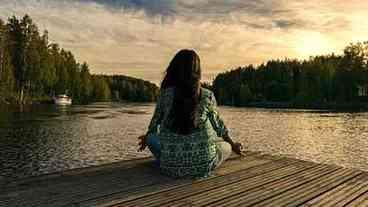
[146,134,161,159]
[218,141,231,151]
[217,142,232,159]
[146,135,158,146]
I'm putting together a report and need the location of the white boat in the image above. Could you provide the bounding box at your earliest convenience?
[53,94,72,105]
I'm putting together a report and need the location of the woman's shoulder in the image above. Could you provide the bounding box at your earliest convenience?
[201,87,215,101]
[159,87,175,98]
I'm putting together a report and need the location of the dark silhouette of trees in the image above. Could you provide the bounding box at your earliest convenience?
[213,43,368,108]
[0,19,15,103]
[0,15,158,105]
[103,75,159,102]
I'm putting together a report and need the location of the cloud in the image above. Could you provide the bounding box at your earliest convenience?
[79,0,177,16]
[78,0,275,17]
[272,19,303,29]
[0,0,367,84]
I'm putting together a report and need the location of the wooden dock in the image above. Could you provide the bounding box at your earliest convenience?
[1,151,368,207]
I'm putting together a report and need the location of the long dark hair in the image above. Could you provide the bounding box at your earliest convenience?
[161,49,202,135]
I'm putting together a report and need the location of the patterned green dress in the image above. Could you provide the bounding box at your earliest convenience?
[146,87,229,178]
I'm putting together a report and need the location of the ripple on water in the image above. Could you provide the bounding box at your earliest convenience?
[1,103,368,179]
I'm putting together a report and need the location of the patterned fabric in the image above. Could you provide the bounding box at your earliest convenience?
[146,87,229,178]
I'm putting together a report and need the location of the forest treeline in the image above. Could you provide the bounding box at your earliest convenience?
[212,42,368,108]
[0,15,158,105]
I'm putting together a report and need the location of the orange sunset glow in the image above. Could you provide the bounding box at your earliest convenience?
[1,0,367,83]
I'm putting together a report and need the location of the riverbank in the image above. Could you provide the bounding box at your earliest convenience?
[2,152,368,207]
[238,101,368,111]
[0,94,54,105]
[0,96,54,112]
[2,99,368,111]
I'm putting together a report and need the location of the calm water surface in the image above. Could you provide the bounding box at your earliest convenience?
[1,103,368,179]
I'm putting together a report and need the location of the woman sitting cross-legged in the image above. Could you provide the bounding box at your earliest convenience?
[138,49,244,179]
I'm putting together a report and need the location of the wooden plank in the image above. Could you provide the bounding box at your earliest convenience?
[95,159,287,207]
[2,164,151,193]
[76,155,275,207]
[275,156,316,168]
[345,194,368,207]
[99,156,314,207]
[215,155,277,175]
[250,169,362,207]
[1,165,168,207]
[178,164,334,207]
[208,167,356,207]
[2,157,154,188]
[53,156,256,207]
[1,152,255,193]
[0,154,271,207]
[1,159,157,204]
[119,163,317,207]
[300,173,368,207]
[344,175,368,207]
[2,152,368,207]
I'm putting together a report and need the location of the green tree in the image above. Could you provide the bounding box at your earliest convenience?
[92,76,111,100]
[0,18,15,102]
[7,15,26,103]
[211,43,368,108]
[79,62,93,103]
[238,84,252,105]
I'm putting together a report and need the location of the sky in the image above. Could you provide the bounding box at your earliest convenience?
[0,0,367,84]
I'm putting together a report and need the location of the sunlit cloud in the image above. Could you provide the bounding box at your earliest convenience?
[0,0,367,84]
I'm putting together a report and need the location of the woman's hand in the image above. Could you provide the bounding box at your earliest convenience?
[231,142,246,156]
[137,134,147,152]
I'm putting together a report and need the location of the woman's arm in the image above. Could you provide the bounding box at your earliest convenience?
[146,91,163,136]
[138,90,163,152]
[208,92,244,155]
[208,92,229,138]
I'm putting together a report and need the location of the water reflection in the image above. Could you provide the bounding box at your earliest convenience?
[220,108,368,171]
[1,103,368,179]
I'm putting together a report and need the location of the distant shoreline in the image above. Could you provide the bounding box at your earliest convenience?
[0,99,155,111]
[2,100,367,113]
[220,101,368,111]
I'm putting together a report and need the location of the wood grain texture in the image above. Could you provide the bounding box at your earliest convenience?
[1,151,368,207]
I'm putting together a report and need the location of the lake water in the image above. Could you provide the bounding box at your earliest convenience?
[1,103,368,179]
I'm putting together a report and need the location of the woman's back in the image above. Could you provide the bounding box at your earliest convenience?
[138,49,243,179]
[146,87,229,178]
